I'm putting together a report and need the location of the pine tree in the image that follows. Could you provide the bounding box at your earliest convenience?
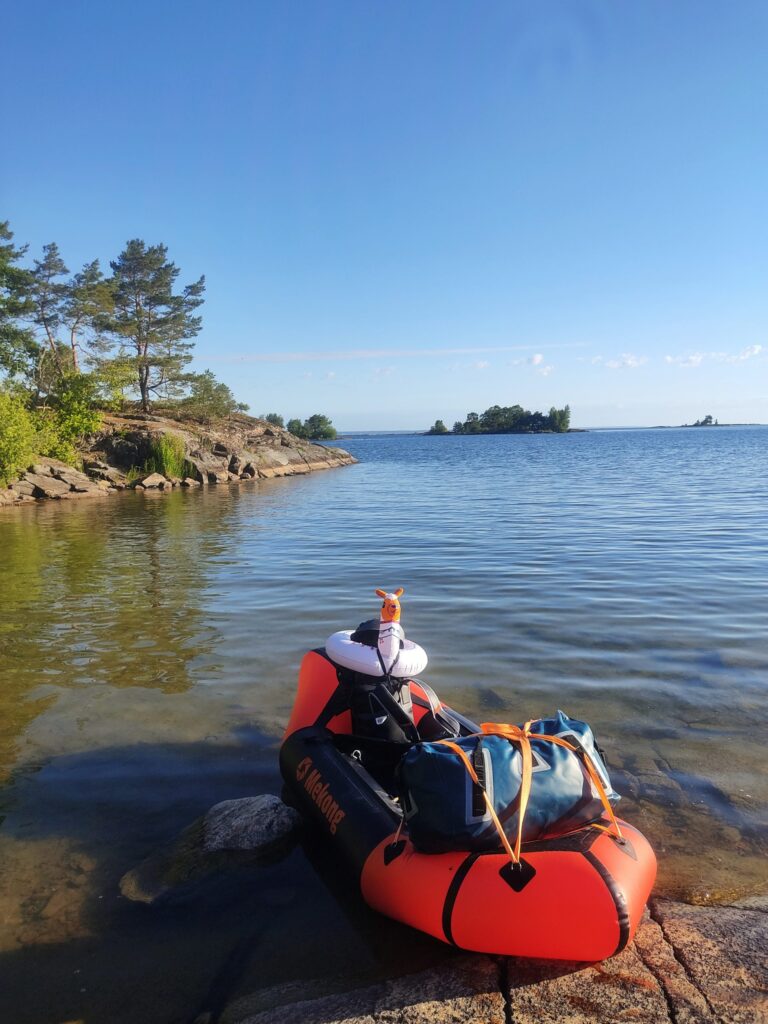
[63,260,113,372]
[30,242,69,374]
[0,221,38,381]
[107,240,204,412]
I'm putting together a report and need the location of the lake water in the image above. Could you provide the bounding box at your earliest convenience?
[1,426,766,1023]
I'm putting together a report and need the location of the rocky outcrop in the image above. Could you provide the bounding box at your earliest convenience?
[92,412,356,485]
[222,898,768,1024]
[3,457,117,505]
[0,412,356,509]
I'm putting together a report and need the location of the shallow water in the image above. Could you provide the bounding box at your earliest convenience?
[1,427,766,1022]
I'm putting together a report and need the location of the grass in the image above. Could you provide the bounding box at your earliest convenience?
[142,434,191,479]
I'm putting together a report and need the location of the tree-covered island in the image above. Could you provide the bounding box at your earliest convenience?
[683,414,719,427]
[427,404,571,435]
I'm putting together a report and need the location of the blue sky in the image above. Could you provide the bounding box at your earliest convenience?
[2,1,766,429]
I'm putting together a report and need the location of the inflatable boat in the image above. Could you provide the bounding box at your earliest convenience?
[280,590,656,961]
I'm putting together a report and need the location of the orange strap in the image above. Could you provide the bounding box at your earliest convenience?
[438,720,622,867]
[441,739,528,864]
[481,722,623,843]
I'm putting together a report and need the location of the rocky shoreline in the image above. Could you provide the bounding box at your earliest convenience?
[219,897,767,1024]
[0,412,356,508]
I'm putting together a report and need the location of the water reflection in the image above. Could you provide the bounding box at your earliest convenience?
[0,491,238,778]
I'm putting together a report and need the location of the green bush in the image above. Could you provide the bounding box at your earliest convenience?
[0,390,37,485]
[27,374,103,467]
[143,433,189,478]
[93,358,136,411]
[52,374,102,443]
[32,408,78,465]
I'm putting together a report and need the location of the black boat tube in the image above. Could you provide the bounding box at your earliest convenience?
[280,725,401,881]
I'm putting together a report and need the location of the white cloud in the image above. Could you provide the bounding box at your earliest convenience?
[537,365,554,377]
[474,360,490,370]
[665,353,704,368]
[728,344,762,363]
[325,371,336,380]
[605,353,647,370]
[373,367,393,378]
[666,344,762,368]
[529,353,544,366]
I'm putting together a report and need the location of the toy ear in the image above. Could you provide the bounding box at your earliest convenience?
[375,588,387,598]
[394,588,404,597]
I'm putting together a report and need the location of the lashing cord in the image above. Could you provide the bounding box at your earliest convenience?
[439,721,623,868]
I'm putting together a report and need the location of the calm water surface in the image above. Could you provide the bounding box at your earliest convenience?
[1,427,766,1023]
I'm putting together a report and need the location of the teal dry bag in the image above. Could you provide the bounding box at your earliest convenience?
[397,710,619,854]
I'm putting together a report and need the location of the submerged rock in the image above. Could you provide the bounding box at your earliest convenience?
[119,795,301,904]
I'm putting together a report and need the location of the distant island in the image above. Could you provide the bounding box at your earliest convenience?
[683,414,718,427]
[427,404,571,435]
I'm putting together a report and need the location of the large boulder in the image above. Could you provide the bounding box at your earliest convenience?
[28,457,72,475]
[52,467,95,491]
[186,455,229,485]
[22,472,72,498]
[8,479,37,497]
[139,472,167,488]
[203,796,300,853]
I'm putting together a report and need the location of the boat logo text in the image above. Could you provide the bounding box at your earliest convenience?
[296,757,346,834]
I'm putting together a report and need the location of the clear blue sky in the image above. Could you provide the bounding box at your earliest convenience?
[2,1,766,428]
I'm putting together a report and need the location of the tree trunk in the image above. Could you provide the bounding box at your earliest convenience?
[69,326,80,374]
[139,364,150,412]
[44,325,64,374]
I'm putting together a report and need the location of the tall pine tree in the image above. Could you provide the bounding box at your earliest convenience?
[30,242,69,374]
[107,240,204,412]
[0,221,38,380]
[63,260,113,372]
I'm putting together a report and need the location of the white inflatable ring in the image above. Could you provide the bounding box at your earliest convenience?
[325,630,428,678]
